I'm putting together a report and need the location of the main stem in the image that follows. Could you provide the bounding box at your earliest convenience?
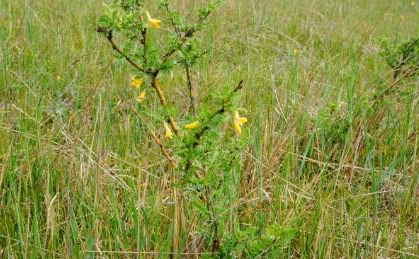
[185,66,196,115]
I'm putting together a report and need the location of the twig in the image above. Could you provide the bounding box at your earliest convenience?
[97,28,149,74]
[182,81,244,249]
[184,80,244,171]
[163,2,181,37]
[161,9,214,64]
[164,2,200,115]
[194,80,243,145]
[371,68,416,107]
[185,66,196,114]
[140,28,148,64]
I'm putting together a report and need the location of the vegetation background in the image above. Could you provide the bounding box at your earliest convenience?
[1,0,419,258]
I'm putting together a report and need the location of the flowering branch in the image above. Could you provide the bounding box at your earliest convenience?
[184,80,244,172]
[97,27,179,135]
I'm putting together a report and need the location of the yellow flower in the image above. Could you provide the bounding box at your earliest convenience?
[164,123,173,139]
[136,91,146,103]
[233,111,248,135]
[131,77,143,89]
[56,75,62,80]
[184,121,199,129]
[146,11,161,29]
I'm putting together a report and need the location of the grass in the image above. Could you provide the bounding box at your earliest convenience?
[1,0,419,258]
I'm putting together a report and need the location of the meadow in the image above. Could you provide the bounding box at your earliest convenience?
[1,0,419,258]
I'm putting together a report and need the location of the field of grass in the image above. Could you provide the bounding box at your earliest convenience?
[1,0,419,258]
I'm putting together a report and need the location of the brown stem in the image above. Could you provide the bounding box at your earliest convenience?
[140,28,148,64]
[164,3,181,37]
[184,80,244,172]
[194,80,243,145]
[98,28,149,74]
[148,128,176,167]
[162,10,213,64]
[370,68,416,110]
[185,66,196,115]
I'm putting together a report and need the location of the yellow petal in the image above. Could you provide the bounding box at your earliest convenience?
[165,129,173,139]
[146,11,161,29]
[131,77,143,89]
[233,110,247,135]
[184,121,199,129]
[164,123,173,139]
[149,18,161,29]
[233,122,242,135]
[238,117,247,125]
[136,91,146,103]
[234,111,240,120]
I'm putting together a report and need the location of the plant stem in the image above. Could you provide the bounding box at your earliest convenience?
[185,66,196,115]
[98,28,148,74]
[184,80,244,173]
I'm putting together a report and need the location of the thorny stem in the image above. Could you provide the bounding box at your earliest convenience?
[163,2,197,113]
[97,28,149,74]
[98,28,243,170]
[182,80,243,253]
[140,28,148,64]
[185,66,196,115]
[184,80,244,172]
[164,2,181,37]
[162,9,214,64]
[98,5,215,123]
[147,127,176,167]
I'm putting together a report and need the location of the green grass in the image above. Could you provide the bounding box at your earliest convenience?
[1,0,419,258]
